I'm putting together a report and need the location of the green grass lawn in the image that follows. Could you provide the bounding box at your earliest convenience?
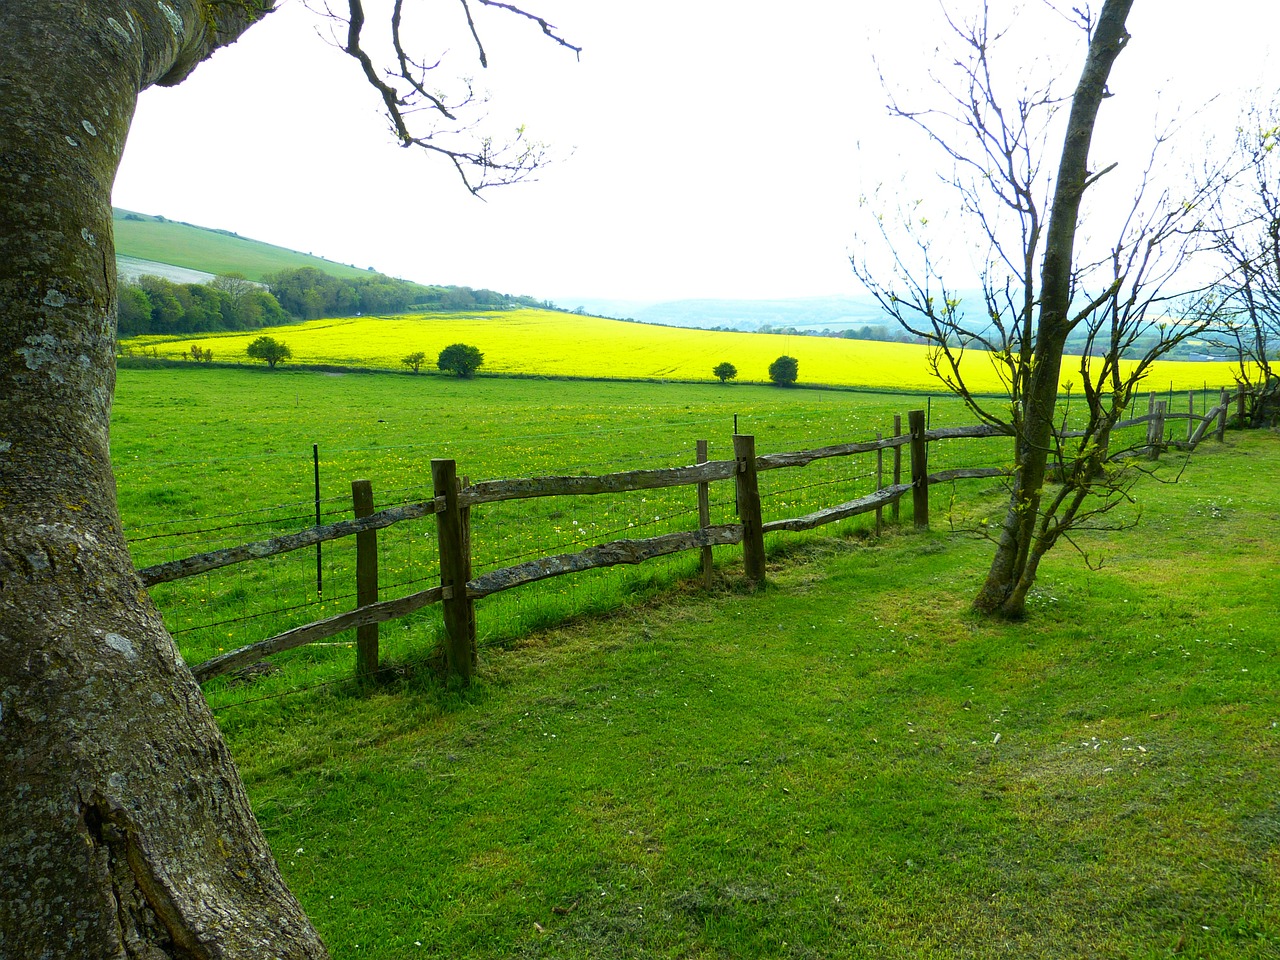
[115,369,992,682]
[112,367,966,521]
[114,364,1277,958]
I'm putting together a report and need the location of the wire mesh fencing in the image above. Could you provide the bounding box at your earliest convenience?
[127,388,1240,710]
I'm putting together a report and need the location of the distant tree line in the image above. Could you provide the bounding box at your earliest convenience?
[264,267,553,320]
[652,320,930,345]
[263,267,430,318]
[116,266,559,338]
[117,274,289,337]
[417,285,552,314]
[713,321,1219,359]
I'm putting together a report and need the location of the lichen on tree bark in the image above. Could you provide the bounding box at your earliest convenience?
[0,2,329,957]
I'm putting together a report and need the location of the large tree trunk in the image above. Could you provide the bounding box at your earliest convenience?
[972,0,1135,618]
[0,3,328,957]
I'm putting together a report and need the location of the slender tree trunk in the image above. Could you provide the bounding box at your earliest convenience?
[973,0,1135,618]
[1,4,328,957]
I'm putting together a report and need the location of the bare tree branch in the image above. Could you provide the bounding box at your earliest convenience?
[854,0,1244,617]
[306,0,578,195]
[1199,94,1280,423]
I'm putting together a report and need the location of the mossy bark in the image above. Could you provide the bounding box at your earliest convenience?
[0,3,328,956]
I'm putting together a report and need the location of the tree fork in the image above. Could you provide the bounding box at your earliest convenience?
[972,0,1135,619]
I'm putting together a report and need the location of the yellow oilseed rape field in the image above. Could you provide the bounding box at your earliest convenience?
[125,308,1238,392]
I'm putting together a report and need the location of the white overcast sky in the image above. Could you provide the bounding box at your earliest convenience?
[112,1,1278,303]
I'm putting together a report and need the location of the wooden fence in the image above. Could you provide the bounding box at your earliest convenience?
[139,390,1240,685]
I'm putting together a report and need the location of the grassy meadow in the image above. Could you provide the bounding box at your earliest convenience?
[119,308,1243,393]
[115,368,984,686]
[113,208,373,281]
[110,365,1278,957]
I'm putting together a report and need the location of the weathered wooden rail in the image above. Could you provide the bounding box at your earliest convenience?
[192,585,449,683]
[139,497,445,587]
[460,460,739,506]
[146,388,1246,686]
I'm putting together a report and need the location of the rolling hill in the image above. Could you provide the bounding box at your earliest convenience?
[112,209,1236,365]
[110,209,902,333]
[112,209,375,282]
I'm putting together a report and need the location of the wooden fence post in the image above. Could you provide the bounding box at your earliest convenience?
[432,458,476,682]
[875,431,884,537]
[734,434,766,586]
[697,439,713,589]
[1237,388,1247,425]
[892,413,902,522]
[1217,388,1229,441]
[351,479,379,679]
[908,409,929,530]
[1187,390,1196,444]
[1147,400,1167,460]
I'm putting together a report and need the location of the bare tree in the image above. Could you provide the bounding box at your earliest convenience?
[0,2,573,956]
[1202,97,1280,424]
[852,0,1230,618]
[210,271,263,326]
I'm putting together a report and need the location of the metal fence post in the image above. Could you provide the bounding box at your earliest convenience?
[697,439,713,588]
[875,431,884,537]
[892,413,902,522]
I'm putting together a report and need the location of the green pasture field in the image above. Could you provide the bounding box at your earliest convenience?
[114,368,994,700]
[225,431,1276,959]
[111,367,1278,957]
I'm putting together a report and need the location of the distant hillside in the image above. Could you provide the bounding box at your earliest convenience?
[108,209,915,335]
[116,256,220,286]
[566,295,897,333]
[112,209,374,282]
[563,292,1224,362]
